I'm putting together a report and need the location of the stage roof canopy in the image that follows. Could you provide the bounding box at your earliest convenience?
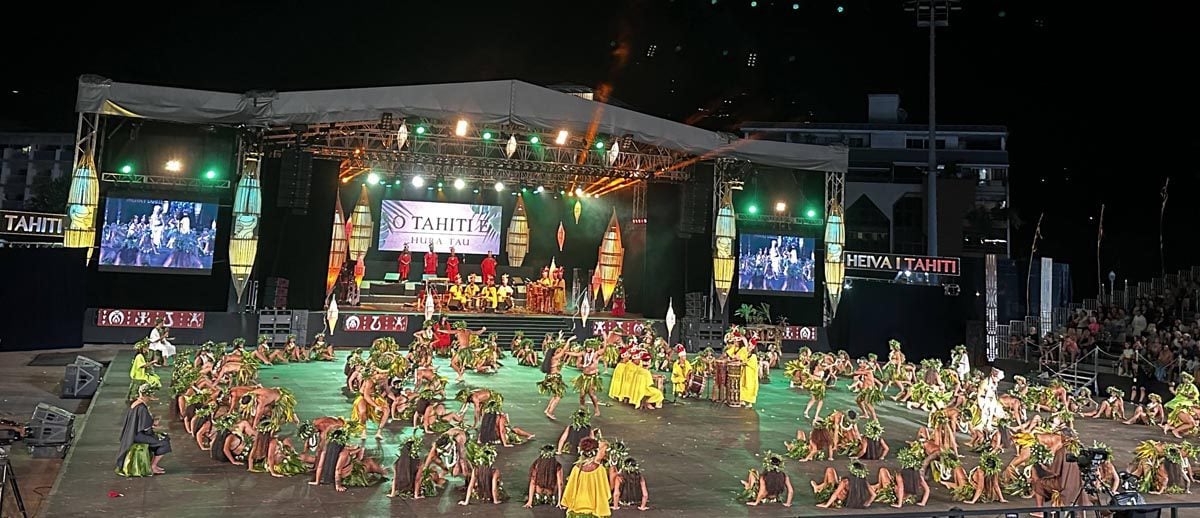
[76,75,847,173]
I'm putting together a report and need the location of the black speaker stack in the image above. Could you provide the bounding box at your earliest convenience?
[62,356,103,398]
[26,403,75,458]
[678,182,710,235]
[278,148,313,214]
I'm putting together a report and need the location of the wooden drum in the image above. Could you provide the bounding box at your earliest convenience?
[726,361,743,407]
[713,359,728,403]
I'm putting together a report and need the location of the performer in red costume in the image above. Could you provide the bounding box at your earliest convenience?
[480,251,497,286]
[432,315,453,354]
[423,244,438,277]
[446,246,461,283]
[397,244,411,280]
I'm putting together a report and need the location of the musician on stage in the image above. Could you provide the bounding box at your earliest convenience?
[397,244,411,280]
[423,244,438,278]
[481,251,497,285]
[445,246,461,283]
[463,276,481,311]
[496,274,514,312]
[552,267,566,314]
[670,349,691,398]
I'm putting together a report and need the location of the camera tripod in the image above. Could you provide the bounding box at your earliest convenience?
[0,450,29,518]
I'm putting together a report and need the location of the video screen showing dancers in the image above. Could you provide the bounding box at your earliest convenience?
[737,233,815,295]
[98,197,219,274]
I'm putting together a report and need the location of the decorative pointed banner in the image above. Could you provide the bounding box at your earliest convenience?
[549,256,557,273]
[712,187,736,312]
[556,221,566,251]
[326,297,339,335]
[665,298,677,342]
[64,146,99,263]
[573,199,582,224]
[596,209,625,303]
[353,261,366,289]
[396,123,409,151]
[326,194,348,296]
[605,141,620,167]
[505,135,517,158]
[424,290,435,322]
[348,186,373,287]
[824,202,846,318]
[506,195,529,266]
[580,292,592,327]
[230,155,262,302]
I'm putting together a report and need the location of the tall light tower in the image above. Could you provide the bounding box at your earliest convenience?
[905,0,961,257]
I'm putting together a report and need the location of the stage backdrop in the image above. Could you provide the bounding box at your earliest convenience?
[0,247,86,350]
[826,281,970,362]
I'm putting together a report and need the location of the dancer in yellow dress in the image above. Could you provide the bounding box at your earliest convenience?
[608,346,632,403]
[628,352,664,410]
[740,343,760,408]
[561,436,612,518]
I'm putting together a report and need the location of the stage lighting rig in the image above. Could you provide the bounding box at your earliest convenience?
[411,175,424,188]
[555,130,569,145]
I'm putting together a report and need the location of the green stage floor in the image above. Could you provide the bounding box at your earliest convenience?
[42,349,1192,517]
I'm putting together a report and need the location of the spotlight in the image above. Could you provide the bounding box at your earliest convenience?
[455,119,469,137]
[205,170,217,179]
[748,204,758,214]
[806,208,817,218]
[367,172,381,185]
[341,177,350,184]
[473,188,480,193]
[164,159,182,172]
[836,4,845,13]
[775,202,786,213]
[454,178,466,190]
[482,131,493,140]
[595,141,605,150]
[556,130,569,145]
[119,164,133,174]
[529,135,540,145]
[521,186,528,193]
[560,189,566,196]
[412,175,425,188]
[536,185,545,193]
[415,125,427,135]
[494,181,505,192]
[575,187,584,197]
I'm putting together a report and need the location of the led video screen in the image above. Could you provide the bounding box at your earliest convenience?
[737,233,816,295]
[98,197,218,274]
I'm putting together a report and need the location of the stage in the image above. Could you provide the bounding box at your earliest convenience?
[38,347,1195,518]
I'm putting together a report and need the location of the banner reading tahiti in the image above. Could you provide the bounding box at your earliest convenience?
[377,200,502,255]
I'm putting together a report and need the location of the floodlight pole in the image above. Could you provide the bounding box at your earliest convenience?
[906,0,960,258]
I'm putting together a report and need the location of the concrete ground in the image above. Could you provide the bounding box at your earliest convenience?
[8,345,1198,517]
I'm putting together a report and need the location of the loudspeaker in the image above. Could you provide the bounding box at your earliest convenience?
[277,148,313,213]
[678,181,710,235]
[27,403,74,446]
[681,319,725,352]
[62,355,102,398]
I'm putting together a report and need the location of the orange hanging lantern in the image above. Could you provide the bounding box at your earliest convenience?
[596,209,624,303]
[556,221,565,251]
[326,194,347,296]
[506,195,529,266]
[348,186,373,287]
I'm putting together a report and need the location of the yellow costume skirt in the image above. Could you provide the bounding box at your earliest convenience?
[609,362,630,402]
[741,359,759,405]
[351,394,386,424]
[562,464,612,517]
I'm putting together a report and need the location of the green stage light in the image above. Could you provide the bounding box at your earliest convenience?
[437,180,444,188]
[120,164,133,174]
[595,141,605,150]
[529,135,540,144]
[367,172,381,185]
[521,186,528,193]
[806,208,817,218]
[748,204,758,214]
[482,131,493,140]
[205,170,217,179]
[415,125,427,135]
[836,5,845,13]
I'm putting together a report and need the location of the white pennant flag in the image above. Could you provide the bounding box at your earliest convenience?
[505,135,518,158]
[580,293,591,327]
[424,289,436,322]
[326,297,340,335]
[665,298,676,342]
[605,141,620,166]
[397,123,409,151]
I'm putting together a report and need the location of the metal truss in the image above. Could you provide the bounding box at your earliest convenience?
[824,170,845,217]
[263,119,695,183]
[71,113,100,174]
[631,182,647,223]
[101,173,231,189]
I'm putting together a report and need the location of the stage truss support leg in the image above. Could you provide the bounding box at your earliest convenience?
[70,113,100,176]
[823,171,846,328]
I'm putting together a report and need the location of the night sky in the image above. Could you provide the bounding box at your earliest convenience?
[3,1,1193,296]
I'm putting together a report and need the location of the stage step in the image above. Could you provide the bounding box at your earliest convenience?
[443,314,575,345]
